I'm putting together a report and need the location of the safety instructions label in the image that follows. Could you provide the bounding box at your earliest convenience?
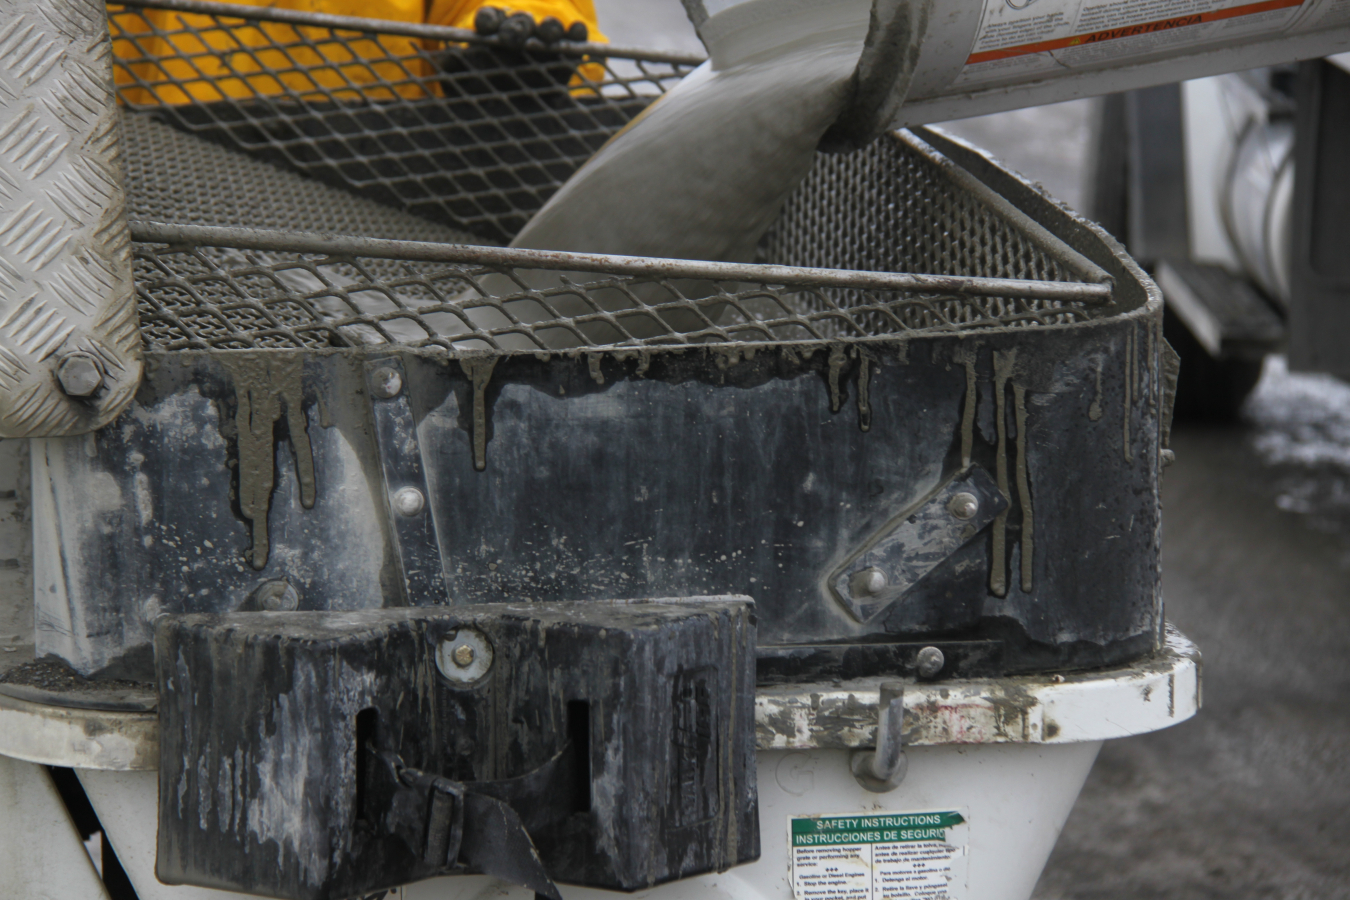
[789,810,969,900]
[958,0,1315,85]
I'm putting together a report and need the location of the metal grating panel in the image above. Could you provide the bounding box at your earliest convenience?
[758,134,1087,332]
[111,1,1116,353]
[130,223,1112,352]
[122,110,481,243]
[108,0,698,243]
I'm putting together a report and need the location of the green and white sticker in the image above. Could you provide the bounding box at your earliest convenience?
[789,810,968,900]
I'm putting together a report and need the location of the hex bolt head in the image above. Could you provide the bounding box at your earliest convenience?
[436,629,493,683]
[255,579,299,611]
[56,353,103,398]
[370,367,402,399]
[916,646,945,679]
[392,486,425,517]
[947,492,979,520]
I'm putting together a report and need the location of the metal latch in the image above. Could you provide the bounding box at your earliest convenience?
[850,683,906,792]
[154,598,758,900]
[829,466,1008,622]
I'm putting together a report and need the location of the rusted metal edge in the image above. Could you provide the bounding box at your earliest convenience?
[0,624,1197,771]
[128,221,1116,304]
[107,0,710,66]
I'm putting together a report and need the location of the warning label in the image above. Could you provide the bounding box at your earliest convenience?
[958,0,1310,85]
[789,811,969,900]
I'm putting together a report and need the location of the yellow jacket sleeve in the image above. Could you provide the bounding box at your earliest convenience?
[112,0,430,105]
[111,0,608,106]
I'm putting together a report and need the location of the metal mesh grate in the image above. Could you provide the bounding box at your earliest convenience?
[113,1,1115,353]
[122,110,482,243]
[130,224,1112,352]
[758,133,1086,331]
[109,0,698,243]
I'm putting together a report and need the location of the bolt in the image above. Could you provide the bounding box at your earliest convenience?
[915,646,945,679]
[852,567,887,598]
[370,366,402,399]
[56,353,103,398]
[436,628,493,683]
[393,486,425,517]
[947,492,979,520]
[256,579,299,611]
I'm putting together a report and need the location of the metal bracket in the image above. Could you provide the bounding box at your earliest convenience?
[365,357,449,606]
[829,466,1008,623]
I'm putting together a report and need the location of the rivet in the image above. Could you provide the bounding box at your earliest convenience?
[947,492,979,520]
[916,646,945,679]
[56,353,103,398]
[393,486,425,516]
[370,367,402,399]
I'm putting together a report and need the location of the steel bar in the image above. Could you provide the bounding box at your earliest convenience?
[129,222,1115,303]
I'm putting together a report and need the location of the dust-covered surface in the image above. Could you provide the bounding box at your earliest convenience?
[0,439,31,671]
[0,658,156,712]
[0,658,144,694]
[1032,361,1350,898]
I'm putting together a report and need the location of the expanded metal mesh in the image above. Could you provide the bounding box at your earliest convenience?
[113,1,1112,353]
[122,110,481,243]
[130,227,1106,352]
[108,0,697,243]
[758,133,1084,330]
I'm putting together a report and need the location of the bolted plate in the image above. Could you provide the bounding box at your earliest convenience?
[829,466,1008,622]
